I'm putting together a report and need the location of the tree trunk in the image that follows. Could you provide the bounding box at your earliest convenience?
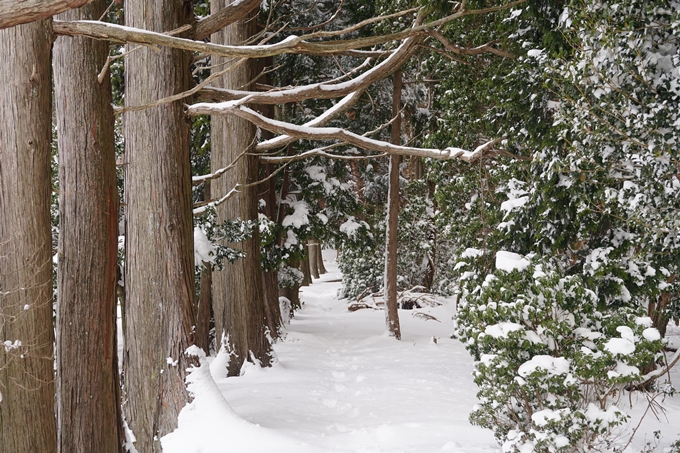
[196,181,213,353]
[53,2,123,452]
[0,19,57,453]
[308,240,320,279]
[384,70,402,340]
[123,0,196,450]
[0,0,93,30]
[316,242,327,274]
[196,264,213,353]
[262,269,282,339]
[300,250,313,286]
[211,0,273,377]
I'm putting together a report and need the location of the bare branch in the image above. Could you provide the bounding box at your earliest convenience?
[428,30,515,59]
[192,148,248,186]
[194,0,263,40]
[260,148,386,163]
[193,187,239,216]
[0,0,93,29]
[193,34,420,107]
[52,1,525,58]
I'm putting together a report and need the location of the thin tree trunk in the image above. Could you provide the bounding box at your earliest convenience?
[0,19,57,453]
[196,181,213,353]
[123,0,196,450]
[211,0,273,377]
[53,2,123,452]
[308,240,320,279]
[384,70,402,340]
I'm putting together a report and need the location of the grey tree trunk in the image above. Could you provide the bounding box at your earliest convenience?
[123,0,196,450]
[308,240,320,279]
[0,19,57,453]
[384,70,402,340]
[211,0,273,376]
[53,2,123,452]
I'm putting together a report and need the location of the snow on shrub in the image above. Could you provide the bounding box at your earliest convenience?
[454,258,665,453]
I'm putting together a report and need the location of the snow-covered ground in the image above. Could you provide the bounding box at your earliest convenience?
[161,250,680,453]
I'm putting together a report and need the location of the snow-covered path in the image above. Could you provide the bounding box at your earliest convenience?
[217,251,497,453]
[161,250,680,453]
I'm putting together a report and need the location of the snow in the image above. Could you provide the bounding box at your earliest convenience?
[194,227,215,265]
[161,250,498,453]
[484,322,524,339]
[281,201,310,229]
[461,248,484,259]
[518,355,570,377]
[495,251,530,272]
[642,327,661,342]
[604,338,636,356]
[156,251,680,453]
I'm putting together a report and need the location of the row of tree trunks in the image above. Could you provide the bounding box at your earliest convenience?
[123,0,197,450]
[0,19,58,453]
[210,0,273,377]
[53,1,123,452]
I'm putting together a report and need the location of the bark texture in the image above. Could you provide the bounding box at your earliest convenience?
[53,2,123,452]
[211,0,272,376]
[0,0,92,29]
[384,70,402,340]
[0,19,57,453]
[123,1,196,450]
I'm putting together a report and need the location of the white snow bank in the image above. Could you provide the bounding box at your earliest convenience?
[161,346,310,453]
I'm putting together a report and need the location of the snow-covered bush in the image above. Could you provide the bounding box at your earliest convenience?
[455,256,666,453]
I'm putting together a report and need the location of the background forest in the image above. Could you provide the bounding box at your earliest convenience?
[1,0,679,452]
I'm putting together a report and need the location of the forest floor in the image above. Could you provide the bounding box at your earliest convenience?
[160,250,680,453]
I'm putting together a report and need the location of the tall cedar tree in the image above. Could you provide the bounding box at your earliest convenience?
[123,0,197,450]
[0,19,57,453]
[210,0,273,377]
[53,1,124,451]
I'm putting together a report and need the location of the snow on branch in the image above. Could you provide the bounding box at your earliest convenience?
[188,102,501,162]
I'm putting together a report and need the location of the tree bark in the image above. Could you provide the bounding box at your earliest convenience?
[123,0,196,450]
[0,19,57,453]
[53,2,123,452]
[0,0,93,30]
[211,0,273,377]
[308,240,320,279]
[384,70,402,340]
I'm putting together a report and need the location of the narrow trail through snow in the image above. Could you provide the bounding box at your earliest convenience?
[209,251,497,453]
